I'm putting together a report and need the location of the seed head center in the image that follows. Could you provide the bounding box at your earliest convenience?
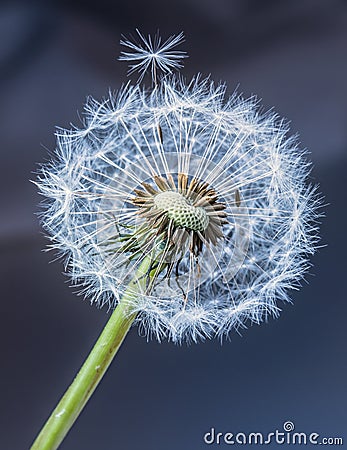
[154,191,209,232]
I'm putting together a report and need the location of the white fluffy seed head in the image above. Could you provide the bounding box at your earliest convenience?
[36,32,321,344]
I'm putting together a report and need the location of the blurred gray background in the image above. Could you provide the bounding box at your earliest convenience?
[1,0,346,449]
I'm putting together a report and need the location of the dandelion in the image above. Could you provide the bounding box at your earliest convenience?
[32,32,320,449]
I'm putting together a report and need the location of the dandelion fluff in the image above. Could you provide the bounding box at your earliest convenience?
[37,32,320,344]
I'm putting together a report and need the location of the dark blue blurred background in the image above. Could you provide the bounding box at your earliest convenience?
[1,1,346,449]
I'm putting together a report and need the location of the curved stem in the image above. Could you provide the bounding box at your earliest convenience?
[31,256,152,450]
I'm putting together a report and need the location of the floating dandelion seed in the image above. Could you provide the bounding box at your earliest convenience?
[119,29,187,82]
[38,31,320,344]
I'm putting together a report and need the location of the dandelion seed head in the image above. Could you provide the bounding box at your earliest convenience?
[37,32,321,343]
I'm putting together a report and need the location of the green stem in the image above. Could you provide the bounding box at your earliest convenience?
[31,256,152,450]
